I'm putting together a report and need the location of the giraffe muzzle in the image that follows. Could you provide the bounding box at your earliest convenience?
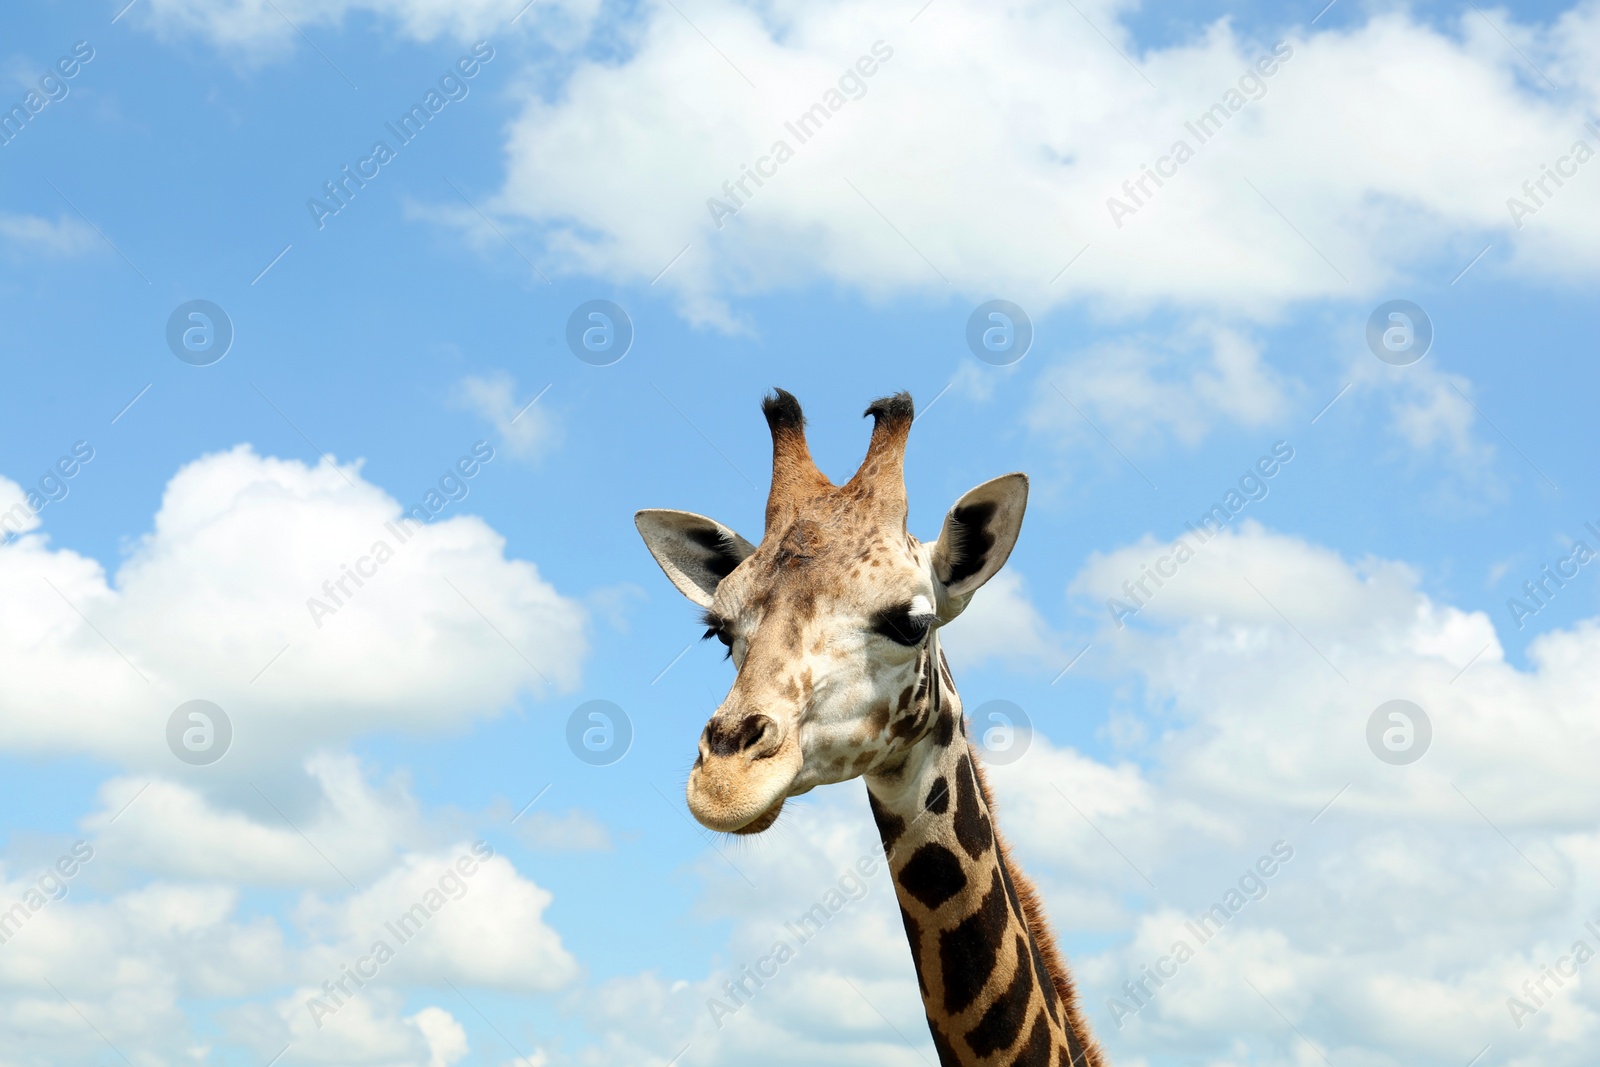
[686,712,801,833]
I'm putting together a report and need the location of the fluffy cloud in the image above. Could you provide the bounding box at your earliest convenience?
[257,995,471,1067]
[0,446,587,1064]
[298,841,578,993]
[0,212,99,258]
[0,445,586,766]
[558,792,938,1066]
[482,1,1600,325]
[549,521,1600,1065]
[1031,522,1600,1062]
[1303,345,1513,505]
[514,807,614,851]
[126,0,1600,328]
[0,475,42,537]
[0,836,572,1066]
[1388,368,1485,459]
[0,880,264,1063]
[1029,326,1292,450]
[453,373,561,463]
[84,754,423,887]
[133,0,601,51]
[939,568,1069,673]
[14,478,1599,1065]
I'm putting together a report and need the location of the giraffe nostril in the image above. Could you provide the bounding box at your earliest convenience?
[705,714,780,758]
[737,715,775,753]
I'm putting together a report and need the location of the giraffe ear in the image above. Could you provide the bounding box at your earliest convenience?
[635,509,756,608]
[930,473,1029,618]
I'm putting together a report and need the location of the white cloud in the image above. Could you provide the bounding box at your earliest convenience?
[0,444,586,766]
[0,475,43,538]
[514,808,614,851]
[15,512,1594,1066]
[0,835,572,1066]
[0,213,100,258]
[556,520,1600,1065]
[14,443,1596,1065]
[1388,369,1483,459]
[84,754,423,887]
[479,2,1600,325]
[410,1007,471,1067]
[939,568,1067,673]
[1030,325,1291,449]
[258,989,472,1067]
[1035,521,1600,1062]
[1300,339,1512,504]
[0,445,589,1065]
[0,876,288,1063]
[1071,518,1421,636]
[125,1,1600,329]
[134,0,601,51]
[299,842,578,992]
[556,792,938,1066]
[453,373,560,463]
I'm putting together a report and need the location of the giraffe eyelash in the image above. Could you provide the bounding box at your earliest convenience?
[871,604,937,646]
[699,608,735,658]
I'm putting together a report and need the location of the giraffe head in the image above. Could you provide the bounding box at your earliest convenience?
[636,389,1028,834]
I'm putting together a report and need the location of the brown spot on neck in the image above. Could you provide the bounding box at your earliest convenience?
[967,749,1108,1066]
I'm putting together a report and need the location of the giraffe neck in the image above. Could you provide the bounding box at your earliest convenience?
[864,637,1105,1066]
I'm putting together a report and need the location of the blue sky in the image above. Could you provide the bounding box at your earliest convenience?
[2,1,1599,1065]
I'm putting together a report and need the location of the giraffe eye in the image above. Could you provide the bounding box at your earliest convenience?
[699,609,736,658]
[871,604,936,646]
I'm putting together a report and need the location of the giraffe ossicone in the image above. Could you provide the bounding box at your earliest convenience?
[636,389,1107,1065]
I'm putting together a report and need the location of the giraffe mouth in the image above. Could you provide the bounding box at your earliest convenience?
[729,796,785,835]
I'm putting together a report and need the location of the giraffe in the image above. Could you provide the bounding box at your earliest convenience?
[635,389,1106,1066]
